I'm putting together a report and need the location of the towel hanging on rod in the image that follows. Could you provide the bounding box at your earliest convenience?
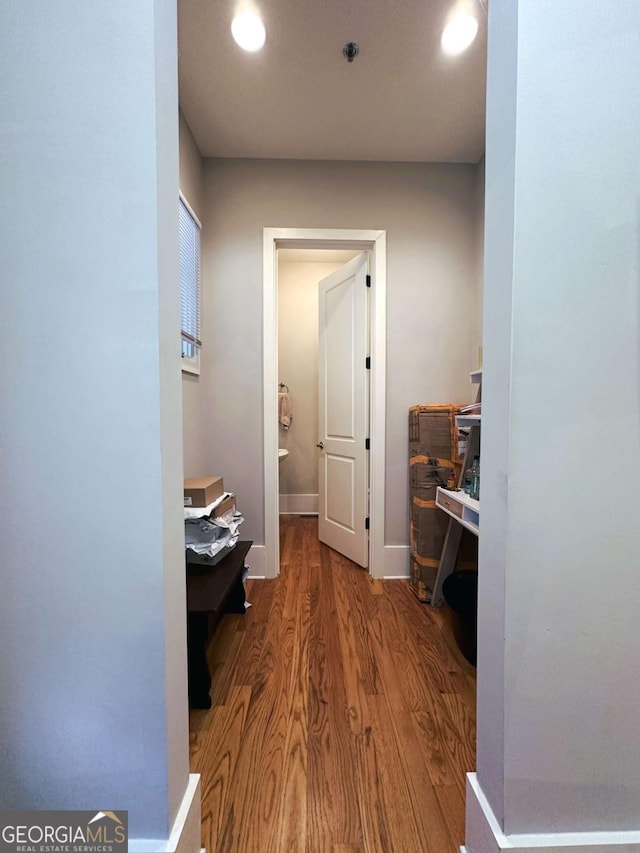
[278,383,292,429]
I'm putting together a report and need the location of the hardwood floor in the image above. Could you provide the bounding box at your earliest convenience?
[189,516,476,853]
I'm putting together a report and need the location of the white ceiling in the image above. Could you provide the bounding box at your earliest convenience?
[178,0,487,163]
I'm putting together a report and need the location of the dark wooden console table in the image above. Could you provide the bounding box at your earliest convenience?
[186,540,252,709]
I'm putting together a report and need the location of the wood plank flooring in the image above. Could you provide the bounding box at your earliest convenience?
[189,516,476,853]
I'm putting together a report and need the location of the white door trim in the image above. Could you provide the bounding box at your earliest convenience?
[263,227,387,579]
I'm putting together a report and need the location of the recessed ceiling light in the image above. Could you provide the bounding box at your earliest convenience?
[231,10,266,52]
[441,13,478,55]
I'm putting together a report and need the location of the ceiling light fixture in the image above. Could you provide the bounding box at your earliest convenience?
[231,10,266,52]
[441,13,478,55]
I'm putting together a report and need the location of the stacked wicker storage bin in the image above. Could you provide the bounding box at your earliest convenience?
[408,404,461,602]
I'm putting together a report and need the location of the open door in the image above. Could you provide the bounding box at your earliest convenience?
[317,253,369,568]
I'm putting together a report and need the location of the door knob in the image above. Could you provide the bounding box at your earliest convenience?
[316,441,324,449]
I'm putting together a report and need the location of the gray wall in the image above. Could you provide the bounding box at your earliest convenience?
[475,1,517,824]
[179,109,204,219]
[196,159,480,546]
[0,0,190,841]
[474,0,640,841]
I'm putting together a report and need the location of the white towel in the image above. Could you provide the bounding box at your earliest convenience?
[278,389,292,429]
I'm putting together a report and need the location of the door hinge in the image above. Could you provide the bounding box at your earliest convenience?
[365,517,370,530]
[365,438,370,450]
[365,356,371,370]
[366,274,371,287]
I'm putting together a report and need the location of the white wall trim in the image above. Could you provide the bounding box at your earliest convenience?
[368,232,387,580]
[383,545,410,579]
[246,544,266,579]
[263,228,387,580]
[279,493,319,514]
[465,774,640,852]
[263,229,280,580]
[129,774,201,853]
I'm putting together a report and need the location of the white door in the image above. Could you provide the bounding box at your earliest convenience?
[317,253,369,568]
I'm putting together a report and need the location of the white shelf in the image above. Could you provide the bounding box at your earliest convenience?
[456,413,481,428]
[435,487,479,536]
[470,369,482,384]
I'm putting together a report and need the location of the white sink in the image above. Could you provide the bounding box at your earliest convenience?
[278,449,289,462]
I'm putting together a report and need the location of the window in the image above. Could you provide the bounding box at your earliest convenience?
[179,192,202,374]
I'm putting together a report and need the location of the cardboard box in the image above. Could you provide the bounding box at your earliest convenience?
[184,476,224,508]
[409,557,438,603]
[409,455,452,501]
[410,496,450,560]
[211,493,236,519]
[408,404,459,462]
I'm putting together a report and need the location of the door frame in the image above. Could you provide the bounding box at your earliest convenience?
[263,227,387,579]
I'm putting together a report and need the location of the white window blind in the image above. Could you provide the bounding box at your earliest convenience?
[179,196,201,360]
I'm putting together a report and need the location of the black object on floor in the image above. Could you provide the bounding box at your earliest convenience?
[442,569,478,666]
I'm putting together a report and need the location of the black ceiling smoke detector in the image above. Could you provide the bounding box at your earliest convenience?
[343,42,359,63]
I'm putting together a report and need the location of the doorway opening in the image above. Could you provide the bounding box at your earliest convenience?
[279,249,368,566]
[277,247,360,518]
[263,228,387,580]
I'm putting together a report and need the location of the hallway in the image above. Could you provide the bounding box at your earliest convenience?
[189,516,476,852]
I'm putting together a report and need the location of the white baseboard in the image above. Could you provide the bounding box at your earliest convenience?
[130,774,201,853]
[465,774,640,852]
[246,544,267,579]
[383,545,410,579]
[278,493,319,514]
[250,542,409,580]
